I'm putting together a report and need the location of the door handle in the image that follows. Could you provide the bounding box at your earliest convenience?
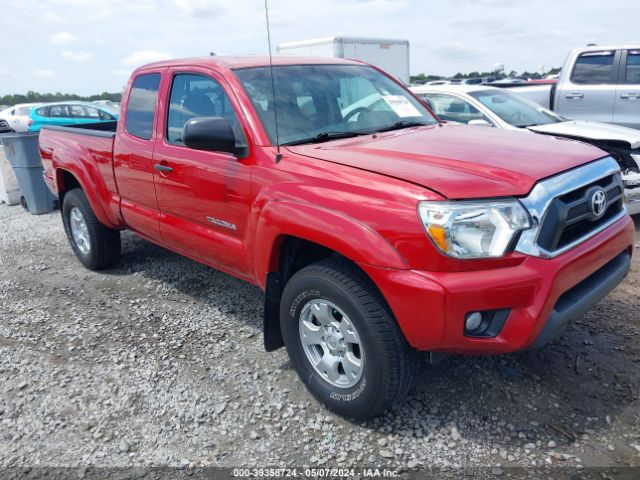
[620,93,640,100]
[565,93,584,99]
[154,164,173,173]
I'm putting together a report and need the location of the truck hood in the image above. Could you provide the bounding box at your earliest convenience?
[528,120,640,149]
[286,124,606,199]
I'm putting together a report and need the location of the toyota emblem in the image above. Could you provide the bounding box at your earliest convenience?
[590,189,607,218]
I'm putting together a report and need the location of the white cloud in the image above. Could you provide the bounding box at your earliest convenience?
[34,69,55,78]
[121,50,173,67]
[49,31,79,45]
[61,50,93,62]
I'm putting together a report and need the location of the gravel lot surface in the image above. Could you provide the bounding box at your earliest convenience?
[1,204,639,478]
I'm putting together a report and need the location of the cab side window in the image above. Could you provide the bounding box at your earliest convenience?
[166,73,247,150]
[626,50,640,84]
[571,51,615,84]
[126,73,161,140]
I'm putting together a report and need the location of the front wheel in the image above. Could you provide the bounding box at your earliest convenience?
[280,258,415,419]
[62,188,121,270]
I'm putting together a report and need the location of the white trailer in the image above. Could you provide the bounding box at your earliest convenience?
[277,36,410,85]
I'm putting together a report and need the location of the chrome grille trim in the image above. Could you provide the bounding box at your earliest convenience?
[515,157,627,258]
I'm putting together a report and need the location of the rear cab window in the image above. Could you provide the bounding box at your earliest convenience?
[571,51,616,84]
[626,50,640,84]
[125,73,161,140]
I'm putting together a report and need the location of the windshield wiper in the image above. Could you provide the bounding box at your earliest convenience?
[281,131,371,146]
[375,120,431,133]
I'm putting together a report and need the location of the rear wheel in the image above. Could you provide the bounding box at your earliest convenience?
[280,258,415,419]
[62,188,121,270]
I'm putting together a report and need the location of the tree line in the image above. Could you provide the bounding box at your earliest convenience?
[410,67,561,83]
[0,91,122,107]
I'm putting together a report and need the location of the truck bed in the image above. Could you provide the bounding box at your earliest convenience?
[39,121,122,228]
[42,120,118,138]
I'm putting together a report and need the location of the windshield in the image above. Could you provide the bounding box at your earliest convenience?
[468,89,562,127]
[234,64,437,145]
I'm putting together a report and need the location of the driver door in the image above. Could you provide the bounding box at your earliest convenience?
[152,68,254,279]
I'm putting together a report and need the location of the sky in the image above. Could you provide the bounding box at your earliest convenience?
[0,0,637,95]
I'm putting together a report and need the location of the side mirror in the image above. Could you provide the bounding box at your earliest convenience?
[468,119,492,127]
[183,116,236,153]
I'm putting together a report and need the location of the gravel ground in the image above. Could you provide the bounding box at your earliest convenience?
[1,203,639,478]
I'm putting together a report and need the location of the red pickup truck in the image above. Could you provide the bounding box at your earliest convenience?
[40,56,634,419]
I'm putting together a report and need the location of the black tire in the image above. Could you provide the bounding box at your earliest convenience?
[280,257,415,419]
[62,188,121,270]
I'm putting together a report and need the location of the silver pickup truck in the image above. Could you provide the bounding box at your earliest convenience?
[503,44,640,129]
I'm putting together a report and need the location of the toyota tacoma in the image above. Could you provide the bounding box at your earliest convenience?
[39,56,634,419]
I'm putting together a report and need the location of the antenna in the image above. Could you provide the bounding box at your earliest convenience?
[264,0,282,162]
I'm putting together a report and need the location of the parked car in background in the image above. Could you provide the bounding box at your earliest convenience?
[92,100,121,110]
[411,84,640,214]
[0,103,40,133]
[39,55,634,418]
[0,118,12,134]
[28,102,119,132]
[497,44,640,129]
[424,80,451,86]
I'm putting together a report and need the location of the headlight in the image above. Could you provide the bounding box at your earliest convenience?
[418,199,531,259]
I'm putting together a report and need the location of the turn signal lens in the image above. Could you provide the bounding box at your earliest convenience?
[427,225,448,252]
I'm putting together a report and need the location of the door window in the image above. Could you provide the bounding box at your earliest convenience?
[70,105,87,117]
[125,73,161,140]
[98,109,115,120]
[49,105,70,118]
[626,50,640,84]
[571,51,615,84]
[84,106,102,118]
[166,73,247,149]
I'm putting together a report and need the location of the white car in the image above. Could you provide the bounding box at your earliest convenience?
[92,100,120,110]
[0,103,40,133]
[410,84,640,214]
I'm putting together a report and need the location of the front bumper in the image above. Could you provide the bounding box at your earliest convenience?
[360,215,634,354]
[623,171,640,215]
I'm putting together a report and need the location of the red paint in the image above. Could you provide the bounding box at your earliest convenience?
[39,56,635,354]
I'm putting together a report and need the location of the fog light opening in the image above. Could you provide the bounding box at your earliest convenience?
[464,309,512,338]
[465,312,484,333]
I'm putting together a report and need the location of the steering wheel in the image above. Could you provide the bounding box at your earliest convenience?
[344,106,373,122]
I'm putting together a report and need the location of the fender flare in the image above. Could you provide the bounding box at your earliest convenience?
[54,165,123,229]
[255,200,408,352]
[254,200,408,288]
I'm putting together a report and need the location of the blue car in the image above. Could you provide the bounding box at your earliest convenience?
[28,102,119,132]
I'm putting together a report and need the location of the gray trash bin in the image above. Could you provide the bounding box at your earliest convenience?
[0,133,57,215]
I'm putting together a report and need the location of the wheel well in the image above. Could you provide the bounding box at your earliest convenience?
[263,236,350,352]
[56,169,82,202]
[278,237,336,287]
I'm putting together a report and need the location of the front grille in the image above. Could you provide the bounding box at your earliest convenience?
[536,173,625,252]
